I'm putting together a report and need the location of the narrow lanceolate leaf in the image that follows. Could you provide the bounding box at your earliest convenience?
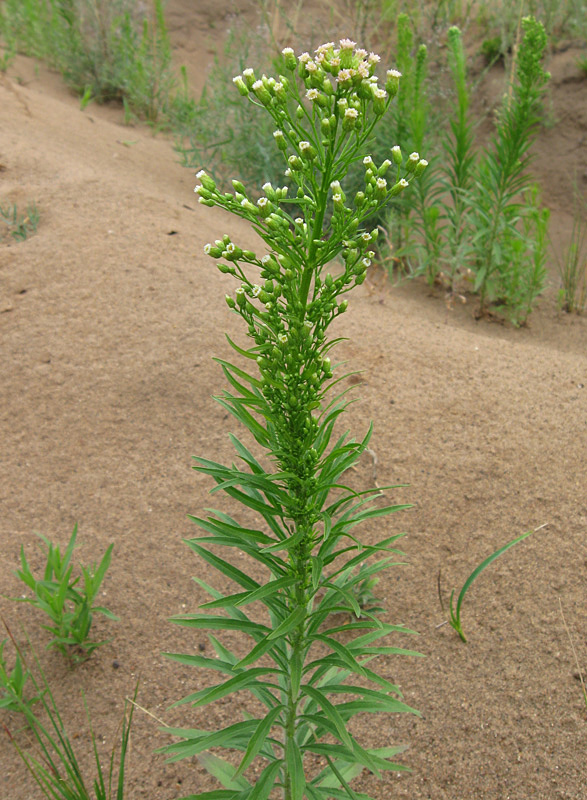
[286,735,305,800]
[170,614,270,639]
[235,706,284,777]
[161,720,259,762]
[183,541,260,591]
[301,685,353,750]
[247,760,283,800]
[197,752,251,791]
[170,668,278,709]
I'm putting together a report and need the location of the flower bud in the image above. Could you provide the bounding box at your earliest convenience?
[355,191,366,208]
[391,145,402,166]
[372,86,387,115]
[282,47,296,71]
[338,299,348,313]
[252,79,272,105]
[204,243,223,258]
[273,130,287,151]
[377,159,392,177]
[414,159,428,177]
[225,294,236,308]
[230,180,245,195]
[385,69,401,98]
[233,75,249,96]
[389,178,409,197]
[242,68,256,88]
[406,152,420,173]
[342,107,359,131]
[196,170,216,192]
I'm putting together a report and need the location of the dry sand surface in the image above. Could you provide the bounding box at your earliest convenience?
[1,3,586,798]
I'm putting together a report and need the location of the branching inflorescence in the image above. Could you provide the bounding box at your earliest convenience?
[163,39,427,800]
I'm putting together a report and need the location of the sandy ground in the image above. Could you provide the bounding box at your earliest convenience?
[1,3,586,799]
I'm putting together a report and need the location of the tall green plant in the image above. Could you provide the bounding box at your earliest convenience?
[470,16,550,320]
[161,39,427,800]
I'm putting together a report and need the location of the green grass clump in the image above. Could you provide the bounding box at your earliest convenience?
[0,0,182,123]
[0,202,39,242]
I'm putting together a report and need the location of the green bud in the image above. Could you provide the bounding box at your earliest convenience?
[273,130,287,151]
[232,75,249,96]
[296,104,304,119]
[391,145,402,166]
[338,299,348,313]
[414,159,429,177]
[282,47,296,71]
[225,294,236,308]
[405,152,420,173]
[231,179,247,194]
[217,263,230,274]
[385,69,401,98]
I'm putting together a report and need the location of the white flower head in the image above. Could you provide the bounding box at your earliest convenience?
[295,217,304,224]
[345,108,358,119]
[339,38,356,50]
[282,47,294,56]
[251,285,262,297]
[399,178,409,187]
[315,42,335,54]
[299,141,311,152]
[262,182,273,193]
[333,193,342,203]
[306,88,319,100]
[298,52,311,63]
[204,243,212,254]
[376,178,387,189]
[252,80,264,91]
[278,333,288,344]
[409,151,420,161]
[373,87,387,99]
[258,197,269,208]
[243,68,254,78]
[196,169,207,179]
[387,69,402,79]
[363,156,374,166]
[368,52,380,64]
[336,68,354,83]
[355,48,367,59]
[226,242,236,253]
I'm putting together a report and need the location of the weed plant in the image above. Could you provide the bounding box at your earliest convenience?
[0,202,39,242]
[555,188,587,313]
[393,17,550,324]
[162,39,427,800]
[1,628,136,800]
[13,525,117,663]
[0,0,179,122]
[0,638,44,713]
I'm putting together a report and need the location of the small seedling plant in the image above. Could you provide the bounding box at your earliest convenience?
[14,524,117,662]
[1,626,136,800]
[162,40,428,800]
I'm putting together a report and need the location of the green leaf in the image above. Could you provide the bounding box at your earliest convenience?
[285,735,305,800]
[197,752,251,791]
[449,528,535,642]
[234,706,284,777]
[183,541,260,591]
[301,685,353,750]
[161,720,259,761]
[170,668,278,709]
[247,760,283,800]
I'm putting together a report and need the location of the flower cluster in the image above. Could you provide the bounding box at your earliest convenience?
[194,40,427,479]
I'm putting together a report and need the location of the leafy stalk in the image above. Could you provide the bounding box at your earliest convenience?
[161,40,427,800]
